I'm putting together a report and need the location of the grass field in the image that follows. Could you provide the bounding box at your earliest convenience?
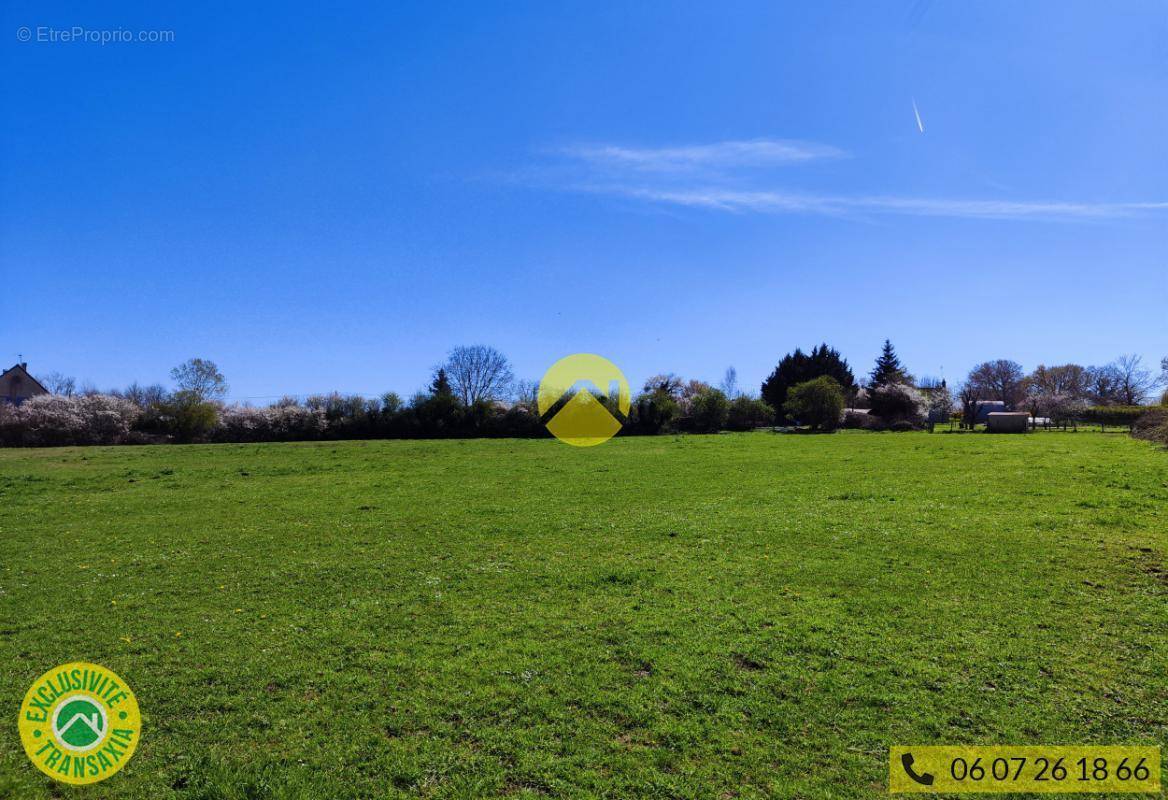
[2,432,1166,799]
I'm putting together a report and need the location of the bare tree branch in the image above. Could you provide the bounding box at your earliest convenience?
[38,372,76,396]
[443,345,514,406]
[1111,353,1157,405]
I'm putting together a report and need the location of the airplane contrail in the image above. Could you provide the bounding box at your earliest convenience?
[912,97,925,133]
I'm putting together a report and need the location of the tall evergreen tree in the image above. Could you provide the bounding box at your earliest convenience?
[869,340,910,387]
[429,368,454,397]
[414,367,461,436]
[761,343,856,421]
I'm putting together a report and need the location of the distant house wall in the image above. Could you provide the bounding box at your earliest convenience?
[987,412,1029,433]
[0,363,49,405]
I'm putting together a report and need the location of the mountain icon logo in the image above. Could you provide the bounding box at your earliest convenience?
[538,354,630,447]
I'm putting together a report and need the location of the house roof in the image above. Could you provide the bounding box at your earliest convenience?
[1,363,50,395]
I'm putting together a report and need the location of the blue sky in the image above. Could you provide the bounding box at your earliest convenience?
[3,1,1165,401]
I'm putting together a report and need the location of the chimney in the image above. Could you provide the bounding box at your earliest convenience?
[20,362,27,370]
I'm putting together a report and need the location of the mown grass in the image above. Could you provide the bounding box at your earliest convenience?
[1,432,1166,799]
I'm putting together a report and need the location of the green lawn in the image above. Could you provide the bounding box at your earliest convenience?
[1,432,1166,799]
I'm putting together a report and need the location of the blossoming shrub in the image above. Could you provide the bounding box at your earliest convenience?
[867,383,926,427]
[215,405,328,442]
[0,394,140,446]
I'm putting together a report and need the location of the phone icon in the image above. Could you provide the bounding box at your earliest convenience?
[901,752,935,786]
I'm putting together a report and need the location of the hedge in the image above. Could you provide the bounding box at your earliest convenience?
[1078,406,1148,428]
[1132,408,1168,446]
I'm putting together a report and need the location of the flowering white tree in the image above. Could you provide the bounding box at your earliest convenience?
[511,379,539,413]
[926,382,953,420]
[868,382,927,423]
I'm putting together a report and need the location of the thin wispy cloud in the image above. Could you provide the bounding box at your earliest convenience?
[542,139,1168,222]
[560,139,845,172]
[602,186,1168,220]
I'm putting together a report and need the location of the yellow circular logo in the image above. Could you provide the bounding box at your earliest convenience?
[538,354,630,447]
[18,662,141,785]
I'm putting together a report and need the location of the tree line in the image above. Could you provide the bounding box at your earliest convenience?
[4,344,1167,447]
[757,342,1167,432]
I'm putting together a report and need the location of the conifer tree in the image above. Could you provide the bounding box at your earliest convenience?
[430,368,454,397]
[761,343,856,421]
[869,340,910,387]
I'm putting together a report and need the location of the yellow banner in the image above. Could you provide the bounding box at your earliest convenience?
[889,745,1160,793]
